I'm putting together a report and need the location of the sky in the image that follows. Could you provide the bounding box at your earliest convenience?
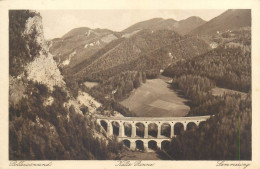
[38,9,227,40]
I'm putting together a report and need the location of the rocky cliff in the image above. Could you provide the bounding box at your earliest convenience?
[9,10,117,160]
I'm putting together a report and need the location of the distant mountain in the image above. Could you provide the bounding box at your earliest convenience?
[50,16,207,70]
[123,17,206,35]
[62,27,116,39]
[174,16,206,35]
[189,9,251,35]
[49,27,120,68]
[122,18,173,33]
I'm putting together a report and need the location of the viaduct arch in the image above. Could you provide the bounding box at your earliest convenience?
[96,115,211,151]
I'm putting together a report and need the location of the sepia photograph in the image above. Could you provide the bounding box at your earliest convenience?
[8,8,252,161]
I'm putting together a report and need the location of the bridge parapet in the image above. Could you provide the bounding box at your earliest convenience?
[96,115,211,122]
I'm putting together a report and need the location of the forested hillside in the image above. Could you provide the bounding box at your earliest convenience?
[72,29,209,82]
[163,46,251,92]
[167,75,251,160]
[9,83,111,159]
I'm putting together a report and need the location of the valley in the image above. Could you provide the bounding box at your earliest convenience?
[120,76,190,117]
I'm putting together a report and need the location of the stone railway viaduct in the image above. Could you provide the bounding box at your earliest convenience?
[96,115,211,151]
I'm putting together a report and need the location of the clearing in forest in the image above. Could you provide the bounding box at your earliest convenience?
[120,78,190,117]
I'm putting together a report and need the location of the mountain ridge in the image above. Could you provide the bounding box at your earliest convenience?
[122,16,206,35]
[49,27,120,68]
[189,9,251,35]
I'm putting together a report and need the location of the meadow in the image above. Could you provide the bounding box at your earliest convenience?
[120,78,190,117]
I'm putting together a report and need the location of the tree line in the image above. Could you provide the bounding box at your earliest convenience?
[172,75,216,108]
